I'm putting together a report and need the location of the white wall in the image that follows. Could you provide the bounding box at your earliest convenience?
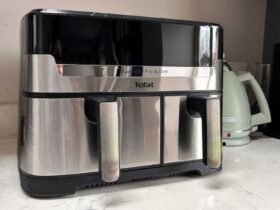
[0,0,267,139]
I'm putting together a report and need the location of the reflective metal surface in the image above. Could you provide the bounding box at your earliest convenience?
[163,96,203,163]
[99,102,120,182]
[23,11,223,67]
[58,63,211,78]
[206,97,222,168]
[118,97,161,168]
[19,96,161,176]
[19,97,99,176]
[22,54,222,93]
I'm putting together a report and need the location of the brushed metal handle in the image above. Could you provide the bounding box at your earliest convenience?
[99,102,120,182]
[187,95,222,169]
[206,98,222,168]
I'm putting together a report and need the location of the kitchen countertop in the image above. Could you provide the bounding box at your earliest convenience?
[1,133,280,210]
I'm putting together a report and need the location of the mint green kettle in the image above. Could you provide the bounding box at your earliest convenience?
[222,63,271,146]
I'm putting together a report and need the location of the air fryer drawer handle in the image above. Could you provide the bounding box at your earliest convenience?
[187,95,222,168]
[85,98,120,182]
[99,101,119,182]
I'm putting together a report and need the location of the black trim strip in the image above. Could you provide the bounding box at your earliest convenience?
[22,90,222,99]
[29,9,223,28]
[160,95,164,165]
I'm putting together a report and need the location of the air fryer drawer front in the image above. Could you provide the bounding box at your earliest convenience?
[18,93,222,197]
[19,97,99,176]
[19,96,161,176]
[19,94,221,176]
[163,96,203,163]
[117,97,161,168]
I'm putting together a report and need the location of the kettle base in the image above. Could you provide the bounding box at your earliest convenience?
[19,160,221,198]
[222,136,250,146]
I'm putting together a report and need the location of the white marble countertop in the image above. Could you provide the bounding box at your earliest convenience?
[1,133,280,210]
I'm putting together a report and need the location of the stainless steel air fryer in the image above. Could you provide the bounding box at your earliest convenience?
[18,9,223,197]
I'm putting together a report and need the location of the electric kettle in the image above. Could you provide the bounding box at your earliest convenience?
[223,63,271,146]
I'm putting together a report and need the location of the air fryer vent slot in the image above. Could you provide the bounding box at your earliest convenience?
[168,172,183,177]
[81,171,202,190]
[168,170,202,177]
[83,181,118,189]
[131,177,153,182]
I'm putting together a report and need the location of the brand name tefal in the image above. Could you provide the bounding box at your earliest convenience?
[135,82,154,88]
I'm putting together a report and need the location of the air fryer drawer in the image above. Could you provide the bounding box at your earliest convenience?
[163,96,203,163]
[117,97,161,168]
[19,96,161,176]
[19,97,99,176]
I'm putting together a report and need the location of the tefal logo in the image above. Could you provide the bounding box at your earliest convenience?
[135,82,154,88]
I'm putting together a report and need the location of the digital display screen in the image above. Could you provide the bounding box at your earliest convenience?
[24,13,222,66]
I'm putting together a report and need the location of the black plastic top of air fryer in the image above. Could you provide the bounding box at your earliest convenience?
[21,9,223,67]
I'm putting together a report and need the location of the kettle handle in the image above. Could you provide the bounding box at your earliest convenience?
[238,72,271,126]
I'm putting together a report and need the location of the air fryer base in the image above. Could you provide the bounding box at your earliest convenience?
[19,160,221,198]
